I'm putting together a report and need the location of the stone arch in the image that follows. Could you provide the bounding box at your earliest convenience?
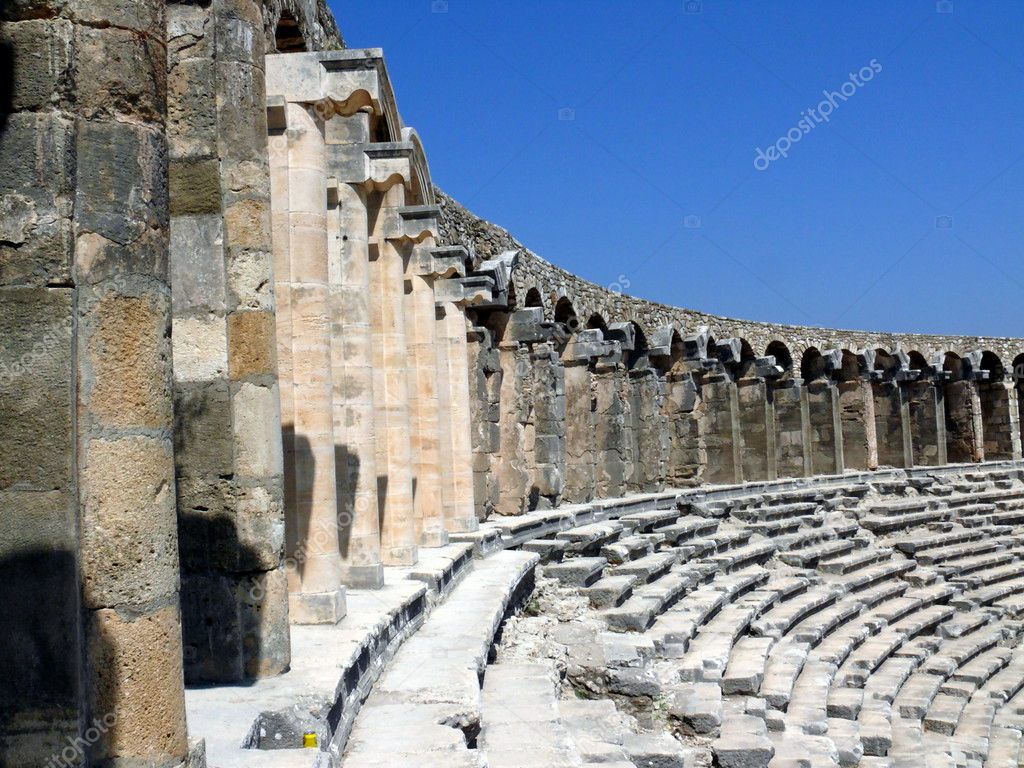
[586,312,608,333]
[274,10,308,52]
[801,347,828,382]
[524,287,544,309]
[908,350,930,373]
[765,340,793,374]
[555,296,578,330]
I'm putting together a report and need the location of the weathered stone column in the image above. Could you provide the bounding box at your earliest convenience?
[273,100,346,623]
[468,324,501,519]
[327,175,384,587]
[594,345,629,498]
[171,0,289,681]
[368,188,420,559]
[61,2,189,763]
[495,335,531,514]
[773,378,807,478]
[905,375,944,466]
[629,366,667,492]
[530,341,567,508]
[737,364,770,481]
[404,233,447,547]
[836,351,878,471]
[433,250,480,533]
[562,331,603,502]
[700,360,741,485]
[663,370,704,487]
[805,377,838,475]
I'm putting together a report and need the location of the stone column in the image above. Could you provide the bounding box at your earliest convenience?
[838,378,878,471]
[468,324,501,519]
[765,381,779,480]
[594,350,629,498]
[274,102,346,623]
[171,0,289,682]
[898,381,915,467]
[327,178,384,587]
[368,187,419,560]
[530,342,566,508]
[737,372,770,482]
[65,2,190,763]
[773,378,806,478]
[663,370,704,487]
[905,378,944,466]
[701,363,741,484]
[805,379,837,475]
[631,367,667,492]
[434,260,479,533]
[495,338,531,514]
[562,344,597,503]
[404,239,447,546]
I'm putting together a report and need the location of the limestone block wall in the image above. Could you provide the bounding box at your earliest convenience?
[0,2,189,765]
[168,0,290,685]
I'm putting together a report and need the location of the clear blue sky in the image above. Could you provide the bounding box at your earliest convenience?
[334,0,1024,338]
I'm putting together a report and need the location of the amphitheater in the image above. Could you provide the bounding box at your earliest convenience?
[4,2,1024,768]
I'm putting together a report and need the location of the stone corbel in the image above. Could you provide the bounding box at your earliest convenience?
[563,328,616,364]
[853,348,883,381]
[379,205,439,244]
[754,356,784,379]
[715,338,743,367]
[962,350,988,381]
[683,326,710,362]
[505,308,550,344]
[593,340,624,371]
[431,246,469,279]
[893,349,921,382]
[468,250,517,308]
[266,49,396,124]
[647,324,674,362]
[606,323,635,353]
[326,142,413,191]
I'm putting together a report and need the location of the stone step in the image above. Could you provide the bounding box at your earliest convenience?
[554,522,626,555]
[715,713,774,768]
[750,584,842,639]
[585,573,639,609]
[861,509,954,535]
[656,515,719,544]
[820,547,892,575]
[666,681,723,735]
[479,662,582,768]
[914,538,1005,566]
[557,698,632,765]
[610,551,678,583]
[544,556,606,587]
[601,535,654,565]
[778,539,858,569]
[343,551,538,766]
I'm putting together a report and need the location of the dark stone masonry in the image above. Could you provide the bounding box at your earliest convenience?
[2,2,1024,767]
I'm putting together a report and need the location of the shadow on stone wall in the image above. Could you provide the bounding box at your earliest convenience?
[0,549,82,766]
[0,39,12,136]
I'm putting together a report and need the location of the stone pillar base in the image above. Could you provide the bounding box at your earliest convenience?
[341,564,386,590]
[419,530,450,548]
[445,516,480,534]
[385,545,418,566]
[289,588,347,625]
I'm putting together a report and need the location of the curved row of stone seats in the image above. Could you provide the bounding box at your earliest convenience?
[463,467,1024,768]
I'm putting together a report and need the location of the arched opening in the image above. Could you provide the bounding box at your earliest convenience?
[765,341,793,375]
[800,347,827,382]
[586,312,608,333]
[979,351,1013,460]
[554,297,578,333]
[524,287,543,308]
[274,10,308,53]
